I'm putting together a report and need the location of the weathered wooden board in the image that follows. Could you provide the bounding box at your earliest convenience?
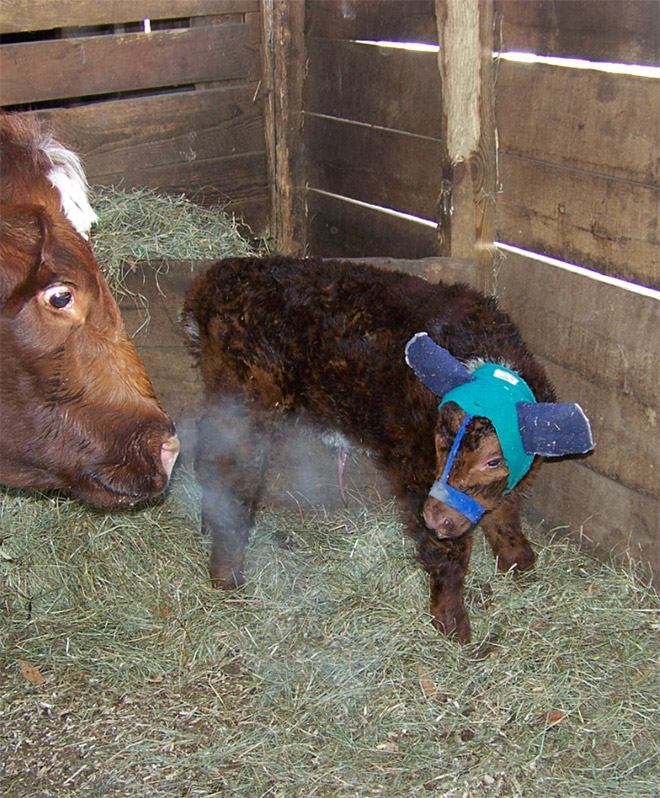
[306,190,438,259]
[538,357,658,501]
[493,251,659,411]
[0,0,258,33]
[496,60,659,288]
[530,460,659,581]
[302,4,445,263]
[493,250,660,498]
[494,0,660,66]
[496,154,660,289]
[100,149,267,220]
[0,19,260,105]
[37,86,264,178]
[29,93,268,228]
[497,61,659,186]
[304,38,442,138]
[305,115,443,222]
[305,0,438,44]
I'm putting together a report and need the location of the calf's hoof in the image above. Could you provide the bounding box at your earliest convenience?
[209,561,245,590]
[431,601,471,643]
[497,541,535,574]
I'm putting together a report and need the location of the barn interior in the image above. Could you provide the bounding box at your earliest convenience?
[1,2,659,796]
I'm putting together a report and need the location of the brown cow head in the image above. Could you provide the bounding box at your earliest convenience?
[0,114,179,507]
[422,406,511,538]
[0,205,179,507]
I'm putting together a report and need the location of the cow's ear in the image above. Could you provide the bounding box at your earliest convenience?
[405,332,475,397]
[0,205,54,312]
[517,402,594,456]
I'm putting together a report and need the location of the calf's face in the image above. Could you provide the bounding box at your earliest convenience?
[0,208,179,507]
[422,404,511,538]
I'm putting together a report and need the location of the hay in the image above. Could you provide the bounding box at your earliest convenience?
[89,186,267,290]
[1,473,658,797]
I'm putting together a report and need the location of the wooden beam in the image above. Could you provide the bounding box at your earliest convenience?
[261,0,306,255]
[435,0,496,283]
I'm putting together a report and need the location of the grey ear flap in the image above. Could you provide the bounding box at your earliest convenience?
[405,332,475,397]
[517,402,595,457]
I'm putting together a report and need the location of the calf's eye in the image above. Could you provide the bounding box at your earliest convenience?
[486,458,503,469]
[43,285,74,310]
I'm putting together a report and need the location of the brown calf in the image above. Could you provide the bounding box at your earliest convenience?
[182,256,592,641]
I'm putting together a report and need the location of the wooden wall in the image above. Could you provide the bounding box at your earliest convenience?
[491,1,659,575]
[303,0,442,259]
[0,0,269,232]
[494,1,659,288]
[265,0,445,260]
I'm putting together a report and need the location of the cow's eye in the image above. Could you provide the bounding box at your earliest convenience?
[44,285,74,310]
[486,458,503,469]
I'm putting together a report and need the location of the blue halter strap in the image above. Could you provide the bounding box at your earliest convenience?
[428,413,486,526]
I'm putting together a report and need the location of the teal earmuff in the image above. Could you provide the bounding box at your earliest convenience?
[440,362,536,492]
[405,332,594,526]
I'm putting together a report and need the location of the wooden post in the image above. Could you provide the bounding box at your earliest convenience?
[436,0,496,287]
[261,0,307,255]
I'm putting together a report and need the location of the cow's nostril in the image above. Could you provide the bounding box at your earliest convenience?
[160,435,180,478]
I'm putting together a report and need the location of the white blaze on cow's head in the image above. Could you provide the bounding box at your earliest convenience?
[42,131,98,239]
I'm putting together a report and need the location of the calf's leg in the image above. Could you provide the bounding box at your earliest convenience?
[480,495,535,573]
[398,489,473,642]
[425,534,473,642]
[195,399,274,589]
[408,512,473,641]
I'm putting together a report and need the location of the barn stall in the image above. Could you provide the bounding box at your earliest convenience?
[1,1,659,796]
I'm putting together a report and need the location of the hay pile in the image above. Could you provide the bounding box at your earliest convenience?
[89,186,266,289]
[1,471,658,798]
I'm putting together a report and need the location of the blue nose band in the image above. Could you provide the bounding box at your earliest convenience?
[428,413,486,526]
